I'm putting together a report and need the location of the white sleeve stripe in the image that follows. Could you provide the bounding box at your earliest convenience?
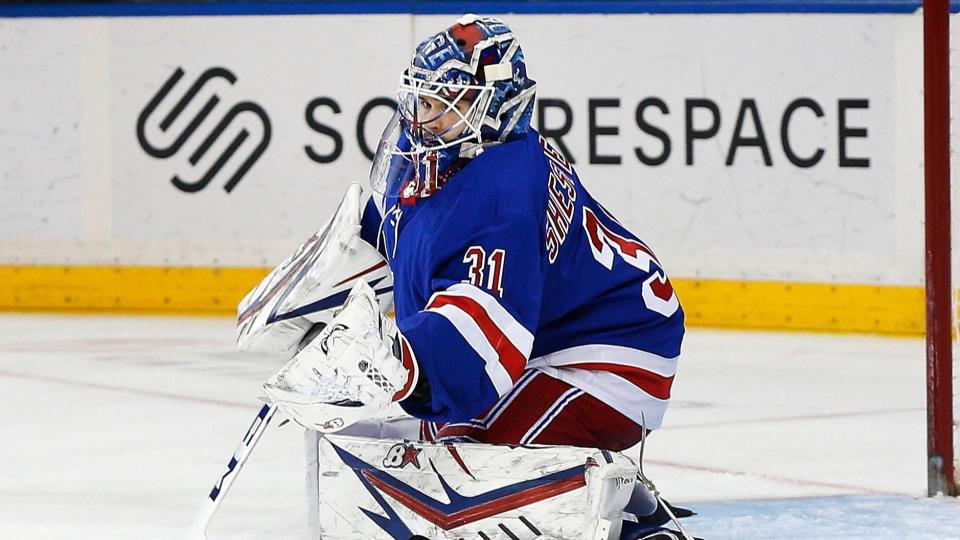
[426,304,515,396]
[430,283,535,356]
[527,344,678,377]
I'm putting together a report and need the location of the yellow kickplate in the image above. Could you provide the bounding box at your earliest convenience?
[672,278,924,335]
[0,265,269,316]
[0,266,925,335]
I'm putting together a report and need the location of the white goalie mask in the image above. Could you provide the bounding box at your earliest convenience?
[370,15,537,200]
[367,80,495,201]
[396,72,495,157]
[392,15,538,160]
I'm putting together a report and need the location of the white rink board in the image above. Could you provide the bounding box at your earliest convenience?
[0,13,924,284]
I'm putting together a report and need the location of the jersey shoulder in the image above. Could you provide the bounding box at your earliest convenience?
[421,133,549,259]
[450,130,550,218]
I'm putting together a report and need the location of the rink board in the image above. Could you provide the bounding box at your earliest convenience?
[0,5,945,333]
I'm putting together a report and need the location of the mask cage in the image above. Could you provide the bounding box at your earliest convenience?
[396,71,494,156]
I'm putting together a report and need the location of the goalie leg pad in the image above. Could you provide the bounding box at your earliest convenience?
[336,415,421,439]
[312,435,642,540]
[584,454,638,540]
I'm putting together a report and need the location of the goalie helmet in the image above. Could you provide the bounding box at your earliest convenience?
[384,14,537,199]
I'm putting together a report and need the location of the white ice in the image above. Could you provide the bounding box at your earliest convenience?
[1,313,958,539]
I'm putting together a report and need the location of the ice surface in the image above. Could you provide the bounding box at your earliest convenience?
[686,496,960,539]
[1,313,957,539]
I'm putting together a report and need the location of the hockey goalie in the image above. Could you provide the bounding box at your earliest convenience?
[229,14,694,540]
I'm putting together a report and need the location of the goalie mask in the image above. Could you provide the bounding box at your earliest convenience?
[381,14,537,200]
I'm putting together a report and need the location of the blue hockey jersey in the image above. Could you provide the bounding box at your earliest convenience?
[361,129,684,430]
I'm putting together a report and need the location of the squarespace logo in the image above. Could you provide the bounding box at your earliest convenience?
[136,66,394,195]
[137,66,272,194]
[303,96,872,169]
[137,67,872,196]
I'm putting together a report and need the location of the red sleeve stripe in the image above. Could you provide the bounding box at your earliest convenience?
[440,283,535,354]
[427,293,527,383]
[566,362,674,401]
[426,303,514,396]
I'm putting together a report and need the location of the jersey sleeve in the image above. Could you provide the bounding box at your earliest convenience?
[397,213,544,423]
[359,193,387,258]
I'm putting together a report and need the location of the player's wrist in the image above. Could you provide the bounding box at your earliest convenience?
[390,333,421,402]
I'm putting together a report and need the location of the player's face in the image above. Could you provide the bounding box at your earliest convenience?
[416,94,473,143]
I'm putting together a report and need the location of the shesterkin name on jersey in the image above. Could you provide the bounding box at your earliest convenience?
[540,135,576,264]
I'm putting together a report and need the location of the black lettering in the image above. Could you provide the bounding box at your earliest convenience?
[170,101,271,194]
[304,97,342,164]
[685,99,720,165]
[357,97,398,161]
[588,98,620,165]
[634,97,671,166]
[838,99,869,168]
[537,98,576,163]
[781,98,825,168]
[725,99,772,166]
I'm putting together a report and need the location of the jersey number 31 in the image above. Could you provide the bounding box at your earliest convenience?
[463,246,506,297]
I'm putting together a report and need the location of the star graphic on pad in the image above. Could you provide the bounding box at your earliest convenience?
[400,445,422,469]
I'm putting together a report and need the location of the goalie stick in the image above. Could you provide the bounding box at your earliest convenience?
[185,324,327,540]
[184,403,278,540]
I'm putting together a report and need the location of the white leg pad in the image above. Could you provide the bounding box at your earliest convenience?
[583,455,639,540]
[309,435,645,539]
